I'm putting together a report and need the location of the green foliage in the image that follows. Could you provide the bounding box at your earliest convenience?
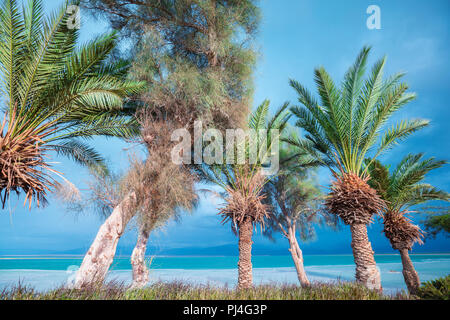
[76,0,261,237]
[365,154,448,213]
[263,131,338,242]
[195,100,291,191]
[0,0,145,174]
[417,275,450,300]
[289,46,428,177]
[129,30,245,129]
[364,158,390,200]
[84,0,260,47]
[85,0,259,130]
[423,211,450,238]
[193,100,290,232]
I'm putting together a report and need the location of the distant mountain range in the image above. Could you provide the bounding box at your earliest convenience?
[1,241,448,256]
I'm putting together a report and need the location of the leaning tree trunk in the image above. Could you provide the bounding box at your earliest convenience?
[237,218,253,289]
[130,224,151,288]
[350,223,382,291]
[287,227,310,287]
[73,193,136,289]
[399,248,420,295]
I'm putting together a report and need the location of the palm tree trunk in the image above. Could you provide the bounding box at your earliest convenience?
[73,193,136,289]
[287,227,310,287]
[350,223,382,291]
[399,248,420,295]
[237,218,253,289]
[131,224,151,288]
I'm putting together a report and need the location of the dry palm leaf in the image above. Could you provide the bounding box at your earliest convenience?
[0,109,59,208]
[383,210,424,250]
[219,170,269,231]
[325,164,385,225]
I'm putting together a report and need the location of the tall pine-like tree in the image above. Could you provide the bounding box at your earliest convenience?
[74,0,260,288]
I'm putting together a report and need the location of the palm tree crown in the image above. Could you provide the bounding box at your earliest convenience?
[290,46,428,177]
[366,154,448,249]
[0,0,145,207]
[196,100,291,229]
[289,46,429,225]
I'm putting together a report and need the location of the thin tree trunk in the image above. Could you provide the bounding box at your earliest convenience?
[350,223,382,291]
[131,224,151,288]
[73,193,136,289]
[399,248,420,295]
[287,227,310,287]
[237,218,253,289]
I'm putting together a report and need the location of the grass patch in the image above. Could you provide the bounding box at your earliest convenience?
[416,275,450,300]
[0,280,410,300]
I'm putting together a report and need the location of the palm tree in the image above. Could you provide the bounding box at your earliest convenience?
[0,0,144,208]
[289,46,429,290]
[196,100,290,289]
[263,135,337,287]
[366,154,448,294]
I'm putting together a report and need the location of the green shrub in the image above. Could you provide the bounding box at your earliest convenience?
[417,275,450,300]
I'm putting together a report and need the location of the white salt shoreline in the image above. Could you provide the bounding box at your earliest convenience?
[1,258,449,295]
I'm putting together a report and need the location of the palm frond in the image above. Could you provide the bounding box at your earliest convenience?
[403,184,449,207]
[64,32,117,81]
[0,0,26,107]
[290,105,333,156]
[314,67,346,147]
[0,0,145,208]
[341,46,370,147]
[353,56,385,139]
[366,153,448,213]
[49,139,108,175]
[291,47,425,177]
[391,154,446,198]
[358,83,416,157]
[267,101,290,131]
[16,1,77,119]
[22,0,43,51]
[371,119,429,163]
[53,116,140,141]
[249,99,269,130]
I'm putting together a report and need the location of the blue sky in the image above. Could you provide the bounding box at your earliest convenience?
[0,0,449,255]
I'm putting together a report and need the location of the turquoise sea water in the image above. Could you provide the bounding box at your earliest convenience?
[0,254,449,293]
